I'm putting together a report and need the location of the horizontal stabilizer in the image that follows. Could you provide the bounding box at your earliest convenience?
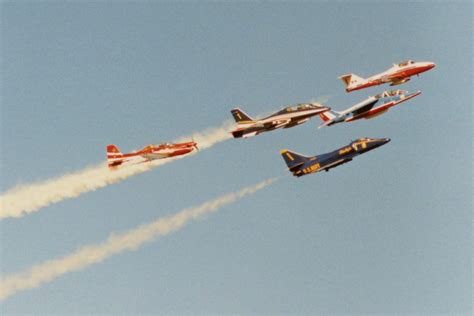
[242,131,258,138]
[231,130,258,138]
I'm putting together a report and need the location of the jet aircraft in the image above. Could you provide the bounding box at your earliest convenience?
[230,103,330,138]
[318,89,421,128]
[339,60,435,92]
[281,137,390,177]
[106,141,198,168]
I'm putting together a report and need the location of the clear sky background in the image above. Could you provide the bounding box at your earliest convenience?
[1,1,472,314]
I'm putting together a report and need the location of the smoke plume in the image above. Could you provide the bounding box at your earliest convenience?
[0,178,277,300]
[0,121,234,219]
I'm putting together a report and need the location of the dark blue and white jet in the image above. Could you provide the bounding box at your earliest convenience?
[281,137,390,177]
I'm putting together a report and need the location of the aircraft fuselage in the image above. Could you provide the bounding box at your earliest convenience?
[345,61,435,92]
[107,141,198,168]
[231,104,329,138]
[282,137,390,177]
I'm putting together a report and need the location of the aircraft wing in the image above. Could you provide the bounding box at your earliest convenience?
[265,119,291,129]
[141,153,169,160]
[242,131,258,138]
[384,69,413,83]
[343,97,378,117]
[389,77,411,86]
[322,158,353,171]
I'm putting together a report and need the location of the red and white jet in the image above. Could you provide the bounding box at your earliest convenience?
[339,60,435,92]
[318,90,421,129]
[106,141,198,168]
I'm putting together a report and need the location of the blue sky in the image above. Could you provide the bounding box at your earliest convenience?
[1,1,472,314]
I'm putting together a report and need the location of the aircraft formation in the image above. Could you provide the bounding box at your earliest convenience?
[107,59,435,177]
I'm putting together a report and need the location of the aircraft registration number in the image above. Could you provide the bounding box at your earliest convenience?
[302,163,320,174]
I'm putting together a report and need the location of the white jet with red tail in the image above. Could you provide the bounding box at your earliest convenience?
[339,60,435,92]
[106,141,198,168]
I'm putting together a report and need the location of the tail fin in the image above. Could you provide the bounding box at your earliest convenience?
[339,73,365,89]
[231,108,254,124]
[280,149,310,171]
[106,144,123,168]
[107,144,122,155]
[319,110,339,122]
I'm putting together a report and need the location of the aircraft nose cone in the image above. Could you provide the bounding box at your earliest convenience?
[427,62,436,69]
[384,138,391,144]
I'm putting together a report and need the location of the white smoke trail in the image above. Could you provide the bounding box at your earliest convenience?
[0,121,234,219]
[0,178,277,300]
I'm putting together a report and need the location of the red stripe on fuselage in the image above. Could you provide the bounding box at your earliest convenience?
[346,91,421,121]
[106,143,196,169]
[345,101,395,121]
[347,65,433,92]
[389,65,434,80]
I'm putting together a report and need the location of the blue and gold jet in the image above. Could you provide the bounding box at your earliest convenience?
[281,137,390,177]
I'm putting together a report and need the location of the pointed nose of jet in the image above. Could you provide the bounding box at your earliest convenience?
[419,61,436,71]
[373,138,390,148]
[427,62,436,69]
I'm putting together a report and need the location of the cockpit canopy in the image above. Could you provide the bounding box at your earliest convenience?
[145,143,172,150]
[396,60,415,67]
[277,103,324,115]
[354,137,375,143]
[374,90,407,98]
[296,103,321,110]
